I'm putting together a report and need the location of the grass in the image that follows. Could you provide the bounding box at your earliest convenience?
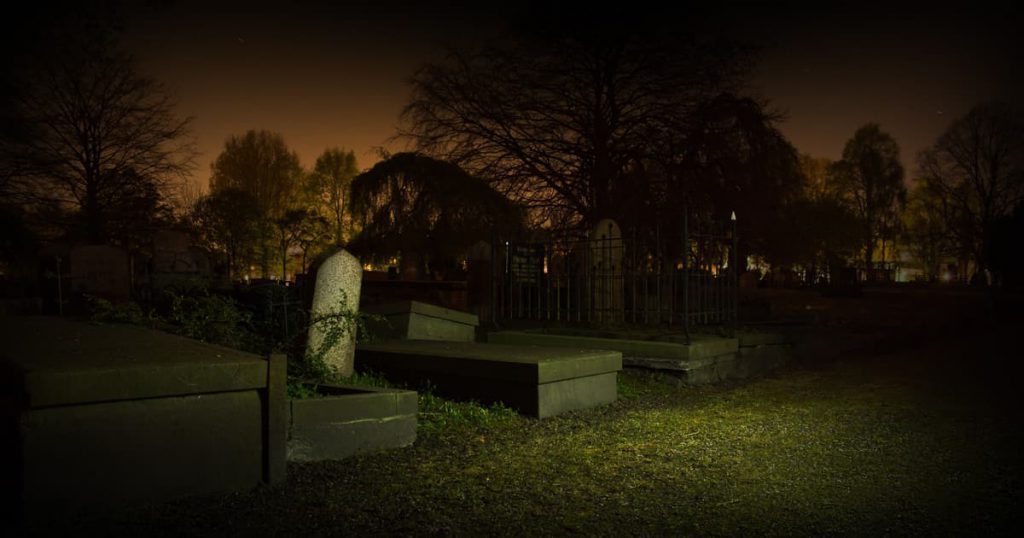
[22,318,1024,536]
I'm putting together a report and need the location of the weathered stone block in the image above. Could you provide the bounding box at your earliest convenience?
[363,300,478,342]
[1,316,285,515]
[308,249,362,376]
[287,384,417,462]
[356,341,621,418]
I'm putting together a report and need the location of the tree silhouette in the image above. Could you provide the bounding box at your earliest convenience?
[308,148,359,244]
[917,102,1024,281]
[210,130,303,277]
[669,93,804,270]
[191,188,260,279]
[830,124,906,278]
[401,28,749,231]
[902,181,955,282]
[349,153,522,279]
[2,23,193,242]
[274,208,330,278]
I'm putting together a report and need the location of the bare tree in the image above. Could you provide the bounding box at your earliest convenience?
[401,29,749,231]
[917,102,1024,280]
[4,28,193,242]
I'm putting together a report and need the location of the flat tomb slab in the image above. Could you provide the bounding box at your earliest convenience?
[0,316,282,515]
[1,315,268,407]
[362,300,478,342]
[487,330,738,361]
[356,341,621,418]
[288,384,417,462]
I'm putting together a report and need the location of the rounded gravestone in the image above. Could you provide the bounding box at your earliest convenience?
[589,219,623,272]
[308,249,362,377]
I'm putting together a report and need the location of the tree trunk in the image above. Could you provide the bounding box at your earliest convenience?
[864,242,875,281]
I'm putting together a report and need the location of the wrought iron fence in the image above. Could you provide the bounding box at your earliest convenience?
[492,215,738,339]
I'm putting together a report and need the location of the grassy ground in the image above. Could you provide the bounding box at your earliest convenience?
[23,290,1024,536]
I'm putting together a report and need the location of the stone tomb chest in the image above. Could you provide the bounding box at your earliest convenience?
[0,316,286,516]
[363,300,479,342]
[356,340,621,418]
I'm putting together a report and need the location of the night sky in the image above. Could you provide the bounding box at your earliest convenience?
[77,1,1024,188]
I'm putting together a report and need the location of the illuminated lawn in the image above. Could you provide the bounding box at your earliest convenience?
[33,324,1023,536]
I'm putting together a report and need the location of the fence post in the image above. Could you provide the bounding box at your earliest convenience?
[731,211,738,337]
[683,210,690,343]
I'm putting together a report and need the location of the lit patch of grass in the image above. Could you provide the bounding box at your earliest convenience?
[416,384,519,436]
[29,343,1024,536]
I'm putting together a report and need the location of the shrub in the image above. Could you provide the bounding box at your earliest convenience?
[85,295,152,325]
[166,291,255,351]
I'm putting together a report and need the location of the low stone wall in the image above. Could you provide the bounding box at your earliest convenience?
[1,316,286,517]
[287,384,417,462]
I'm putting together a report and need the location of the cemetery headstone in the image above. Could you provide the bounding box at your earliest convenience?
[308,249,362,376]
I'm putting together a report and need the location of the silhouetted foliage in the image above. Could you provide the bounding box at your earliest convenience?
[917,102,1024,280]
[0,204,38,281]
[667,93,804,269]
[830,124,906,275]
[349,153,523,279]
[988,203,1024,289]
[274,208,330,277]
[190,188,260,279]
[210,130,303,277]
[308,148,359,244]
[402,27,750,232]
[902,180,956,282]
[1,18,193,243]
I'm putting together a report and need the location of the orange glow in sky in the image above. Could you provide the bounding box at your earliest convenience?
[114,2,1021,191]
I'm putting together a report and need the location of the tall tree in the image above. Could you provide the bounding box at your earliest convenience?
[401,25,749,231]
[902,180,955,282]
[190,188,260,279]
[274,208,329,277]
[1,19,193,242]
[669,94,804,269]
[308,148,359,244]
[210,130,303,277]
[349,153,523,279]
[830,124,906,278]
[917,102,1024,280]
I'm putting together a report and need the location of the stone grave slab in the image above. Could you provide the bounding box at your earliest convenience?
[356,340,621,418]
[0,316,286,516]
[488,328,792,385]
[363,300,478,342]
[287,384,417,462]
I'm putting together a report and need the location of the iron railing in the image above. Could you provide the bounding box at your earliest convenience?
[493,215,738,340]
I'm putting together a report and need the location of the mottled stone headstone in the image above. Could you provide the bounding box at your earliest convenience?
[308,249,362,376]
